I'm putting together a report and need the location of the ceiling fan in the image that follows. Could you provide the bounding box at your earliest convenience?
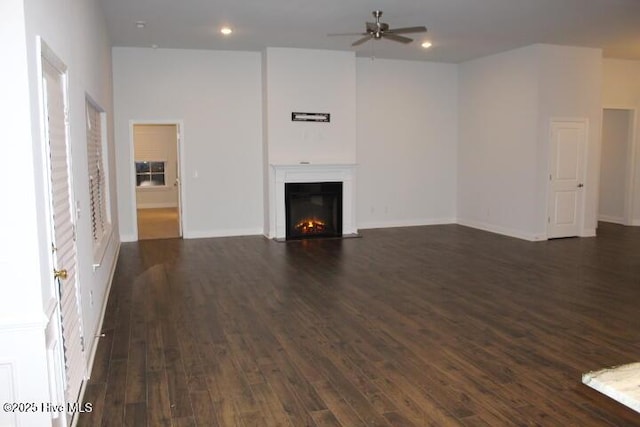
[329,10,427,46]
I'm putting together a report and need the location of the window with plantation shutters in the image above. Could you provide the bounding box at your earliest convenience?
[86,100,110,264]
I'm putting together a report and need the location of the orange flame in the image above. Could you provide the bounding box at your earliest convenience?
[295,218,326,234]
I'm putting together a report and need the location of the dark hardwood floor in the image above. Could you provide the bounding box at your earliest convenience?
[78,223,640,426]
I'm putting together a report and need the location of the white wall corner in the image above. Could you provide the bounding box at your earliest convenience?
[358,218,457,230]
[457,218,545,242]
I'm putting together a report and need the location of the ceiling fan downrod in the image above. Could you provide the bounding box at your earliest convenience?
[372,10,383,39]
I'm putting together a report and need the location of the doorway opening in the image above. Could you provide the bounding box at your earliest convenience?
[132,123,183,240]
[599,108,637,226]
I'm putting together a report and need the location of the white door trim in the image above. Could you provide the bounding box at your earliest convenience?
[546,117,589,238]
[128,120,186,239]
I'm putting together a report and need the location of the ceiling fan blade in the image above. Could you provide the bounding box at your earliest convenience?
[352,35,373,46]
[328,32,367,36]
[382,33,413,44]
[386,26,427,34]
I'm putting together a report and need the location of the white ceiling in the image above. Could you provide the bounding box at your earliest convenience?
[100,0,640,63]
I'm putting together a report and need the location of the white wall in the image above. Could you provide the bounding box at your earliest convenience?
[599,109,631,222]
[536,45,603,236]
[264,48,357,165]
[603,59,640,225]
[25,0,119,379]
[458,46,541,240]
[112,45,611,242]
[0,0,42,326]
[23,0,119,364]
[262,50,458,233]
[262,48,357,237]
[1,0,119,423]
[113,47,264,240]
[356,58,458,228]
[26,0,119,372]
[458,44,602,240]
[0,2,50,421]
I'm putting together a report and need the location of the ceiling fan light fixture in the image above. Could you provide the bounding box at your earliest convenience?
[220,27,232,35]
[135,20,146,29]
[421,41,432,49]
[328,10,427,47]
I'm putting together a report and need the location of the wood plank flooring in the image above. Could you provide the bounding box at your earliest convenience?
[78,223,640,426]
[137,208,181,240]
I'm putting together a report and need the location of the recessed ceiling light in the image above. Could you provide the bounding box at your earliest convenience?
[151,44,159,49]
[220,27,232,35]
[135,21,146,29]
[421,41,432,49]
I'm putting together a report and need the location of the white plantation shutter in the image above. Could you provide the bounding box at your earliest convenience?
[43,58,86,408]
[133,125,174,161]
[134,145,167,161]
[86,101,109,249]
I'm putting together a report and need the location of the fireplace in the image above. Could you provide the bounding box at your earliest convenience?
[285,182,342,240]
[269,163,356,240]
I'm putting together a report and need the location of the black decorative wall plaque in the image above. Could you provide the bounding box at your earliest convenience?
[291,112,330,122]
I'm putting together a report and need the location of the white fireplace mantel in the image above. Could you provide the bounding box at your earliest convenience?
[269,163,357,239]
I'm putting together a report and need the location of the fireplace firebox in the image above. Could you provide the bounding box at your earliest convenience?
[285,182,343,240]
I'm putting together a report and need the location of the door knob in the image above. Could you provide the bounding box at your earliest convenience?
[54,269,68,280]
[577,183,584,188]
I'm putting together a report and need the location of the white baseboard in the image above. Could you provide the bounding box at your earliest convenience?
[183,227,264,239]
[85,239,120,380]
[598,216,640,227]
[355,218,546,242]
[598,215,625,225]
[456,218,546,241]
[357,217,456,230]
[137,219,603,242]
[120,233,137,242]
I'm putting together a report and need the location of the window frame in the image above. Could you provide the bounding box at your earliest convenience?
[134,160,168,188]
[86,97,111,268]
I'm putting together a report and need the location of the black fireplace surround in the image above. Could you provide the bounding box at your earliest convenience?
[285,182,343,240]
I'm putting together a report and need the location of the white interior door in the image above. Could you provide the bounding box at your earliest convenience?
[547,119,587,238]
[42,52,86,417]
